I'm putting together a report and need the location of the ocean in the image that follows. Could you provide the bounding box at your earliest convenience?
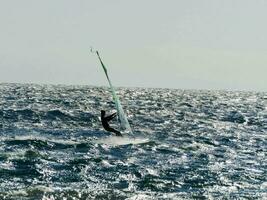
[0,83,266,199]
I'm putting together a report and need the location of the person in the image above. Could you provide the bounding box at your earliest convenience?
[101,110,122,136]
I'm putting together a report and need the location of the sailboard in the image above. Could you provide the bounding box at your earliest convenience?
[95,51,133,134]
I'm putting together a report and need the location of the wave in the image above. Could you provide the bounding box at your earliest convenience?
[222,111,246,124]
[0,84,266,199]
[1,108,97,128]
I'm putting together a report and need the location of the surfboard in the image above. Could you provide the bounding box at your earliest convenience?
[95,136,149,146]
[96,51,133,135]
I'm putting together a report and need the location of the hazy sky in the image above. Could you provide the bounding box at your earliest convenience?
[0,0,266,91]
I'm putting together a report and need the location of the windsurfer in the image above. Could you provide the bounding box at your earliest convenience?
[101,110,122,136]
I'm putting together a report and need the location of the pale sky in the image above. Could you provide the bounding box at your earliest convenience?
[0,0,266,91]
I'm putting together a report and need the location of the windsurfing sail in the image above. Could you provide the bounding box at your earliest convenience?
[95,51,133,134]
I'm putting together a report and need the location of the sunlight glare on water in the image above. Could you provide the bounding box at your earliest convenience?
[0,83,266,199]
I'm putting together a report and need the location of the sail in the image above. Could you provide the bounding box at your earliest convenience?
[96,51,133,134]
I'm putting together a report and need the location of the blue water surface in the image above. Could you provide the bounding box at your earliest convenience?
[0,83,266,199]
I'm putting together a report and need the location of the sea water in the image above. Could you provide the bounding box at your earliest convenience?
[0,83,266,199]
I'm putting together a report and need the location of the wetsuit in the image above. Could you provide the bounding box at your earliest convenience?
[101,110,122,137]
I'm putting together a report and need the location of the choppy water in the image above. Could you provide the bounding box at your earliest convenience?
[0,83,266,199]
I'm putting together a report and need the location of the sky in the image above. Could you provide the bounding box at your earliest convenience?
[0,0,266,91]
